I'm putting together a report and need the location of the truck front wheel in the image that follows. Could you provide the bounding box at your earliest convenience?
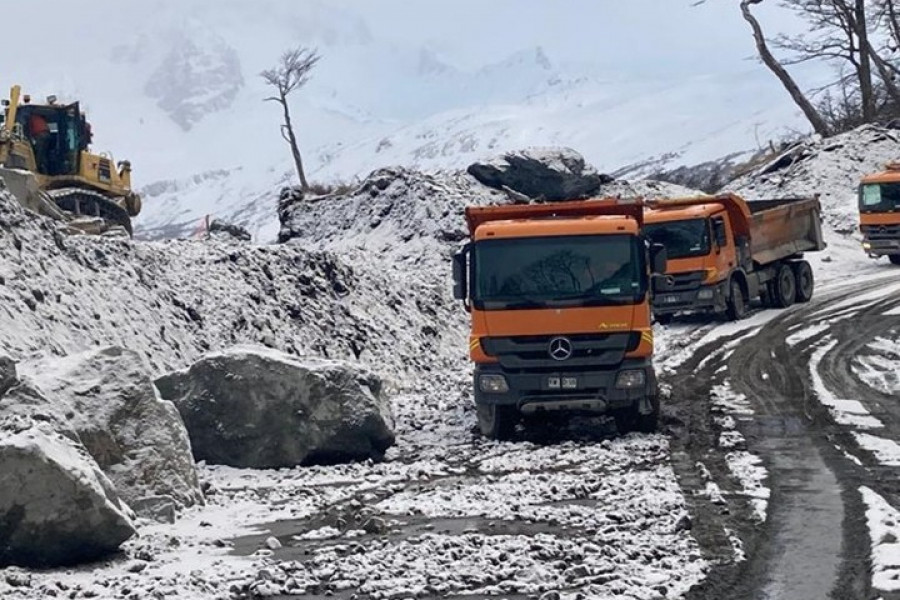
[890,255,900,266]
[772,263,796,308]
[477,404,517,440]
[791,260,814,302]
[726,279,747,320]
[615,396,659,434]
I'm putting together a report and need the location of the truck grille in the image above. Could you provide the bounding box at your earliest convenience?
[654,270,704,293]
[862,224,900,241]
[481,332,635,370]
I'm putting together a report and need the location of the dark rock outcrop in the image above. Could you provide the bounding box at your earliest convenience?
[155,346,395,468]
[467,148,612,201]
[0,355,15,397]
[208,219,252,242]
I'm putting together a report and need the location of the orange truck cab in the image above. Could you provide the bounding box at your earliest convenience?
[859,162,900,265]
[644,194,825,321]
[452,199,668,440]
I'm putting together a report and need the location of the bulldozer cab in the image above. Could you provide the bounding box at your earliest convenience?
[14,102,86,177]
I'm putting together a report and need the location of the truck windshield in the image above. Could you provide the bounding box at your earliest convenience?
[472,234,645,310]
[643,219,711,259]
[860,183,900,212]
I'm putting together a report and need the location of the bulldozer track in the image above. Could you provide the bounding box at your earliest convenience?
[46,187,133,235]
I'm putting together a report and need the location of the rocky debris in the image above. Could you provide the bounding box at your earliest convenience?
[155,345,395,468]
[467,147,613,201]
[208,218,252,242]
[728,124,900,233]
[0,183,460,384]
[0,423,136,567]
[595,179,704,201]
[0,355,15,397]
[278,166,506,251]
[14,347,203,519]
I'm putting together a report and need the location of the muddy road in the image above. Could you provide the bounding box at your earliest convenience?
[667,271,900,600]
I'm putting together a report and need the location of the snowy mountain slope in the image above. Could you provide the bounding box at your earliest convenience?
[136,65,809,241]
[729,125,900,234]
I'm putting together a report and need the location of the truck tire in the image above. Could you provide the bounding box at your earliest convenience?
[655,313,674,325]
[890,255,900,266]
[772,263,796,308]
[726,279,747,320]
[791,260,814,302]
[615,397,659,434]
[477,404,517,440]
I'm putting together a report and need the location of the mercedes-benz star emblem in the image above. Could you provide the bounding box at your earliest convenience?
[548,337,573,361]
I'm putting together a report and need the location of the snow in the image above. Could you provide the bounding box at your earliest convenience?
[809,340,884,430]
[853,336,900,397]
[711,383,769,522]
[853,434,900,467]
[860,486,900,592]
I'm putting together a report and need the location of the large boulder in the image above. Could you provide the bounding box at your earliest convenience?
[14,347,203,520]
[154,346,395,468]
[0,422,136,567]
[467,148,613,201]
[0,355,15,397]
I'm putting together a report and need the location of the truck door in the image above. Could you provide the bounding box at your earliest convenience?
[711,214,737,277]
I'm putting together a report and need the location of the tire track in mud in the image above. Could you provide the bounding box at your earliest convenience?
[666,272,900,600]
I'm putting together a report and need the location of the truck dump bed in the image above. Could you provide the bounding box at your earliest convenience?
[746,197,825,266]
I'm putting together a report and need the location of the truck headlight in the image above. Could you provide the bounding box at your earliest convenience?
[697,289,714,300]
[479,374,509,394]
[615,370,646,389]
[863,242,872,250]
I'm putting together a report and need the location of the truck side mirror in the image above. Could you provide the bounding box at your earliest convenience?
[452,245,470,301]
[713,219,727,248]
[650,243,667,275]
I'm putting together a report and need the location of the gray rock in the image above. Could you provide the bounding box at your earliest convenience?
[0,424,136,567]
[208,219,252,242]
[155,345,395,468]
[467,148,612,201]
[13,347,204,519]
[0,355,15,397]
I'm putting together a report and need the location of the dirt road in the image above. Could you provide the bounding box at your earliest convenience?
[667,270,900,600]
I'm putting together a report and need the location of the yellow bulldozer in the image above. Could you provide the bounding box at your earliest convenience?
[0,85,141,235]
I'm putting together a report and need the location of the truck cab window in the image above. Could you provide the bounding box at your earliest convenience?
[712,217,728,247]
[643,219,711,259]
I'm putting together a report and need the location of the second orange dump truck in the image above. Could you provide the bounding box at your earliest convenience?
[859,162,900,265]
[644,194,825,322]
[453,199,667,440]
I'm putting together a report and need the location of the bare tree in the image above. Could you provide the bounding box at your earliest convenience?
[261,47,321,192]
[741,0,831,135]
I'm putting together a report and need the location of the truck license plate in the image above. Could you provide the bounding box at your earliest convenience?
[664,295,678,303]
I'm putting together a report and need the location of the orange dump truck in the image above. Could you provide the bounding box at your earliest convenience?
[644,194,825,321]
[859,162,900,265]
[452,199,668,440]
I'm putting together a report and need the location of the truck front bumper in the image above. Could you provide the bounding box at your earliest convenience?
[652,281,728,315]
[863,238,900,257]
[473,358,657,416]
